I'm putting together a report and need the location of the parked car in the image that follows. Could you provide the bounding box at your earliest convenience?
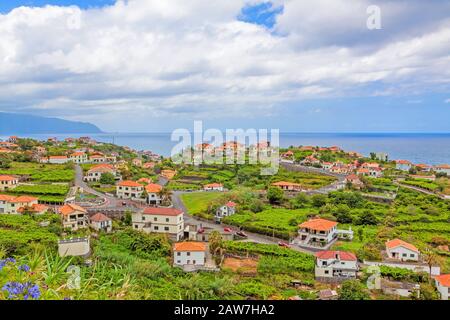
[197,228,205,234]
[235,231,248,238]
[223,227,233,233]
[278,242,290,248]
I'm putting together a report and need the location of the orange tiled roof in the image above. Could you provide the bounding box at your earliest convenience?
[10,196,38,203]
[145,183,162,193]
[299,218,337,231]
[435,164,450,169]
[174,242,206,252]
[49,156,68,159]
[0,175,17,181]
[118,180,142,188]
[18,203,48,213]
[272,181,302,187]
[59,203,87,216]
[386,239,419,253]
[0,194,17,201]
[204,183,223,188]
[434,274,450,287]
[396,160,412,165]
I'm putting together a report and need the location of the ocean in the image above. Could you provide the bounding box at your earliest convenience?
[2,132,450,166]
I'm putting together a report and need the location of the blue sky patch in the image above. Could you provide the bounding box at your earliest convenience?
[0,0,115,13]
[238,2,283,28]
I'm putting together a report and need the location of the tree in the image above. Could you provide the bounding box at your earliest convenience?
[123,211,132,226]
[311,194,327,208]
[357,211,378,225]
[357,228,365,242]
[332,204,353,223]
[99,172,116,185]
[249,198,264,213]
[338,280,370,300]
[290,193,311,209]
[209,231,225,266]
[0,154,12,169]
[267,186,284,204]
[370,152,376,160]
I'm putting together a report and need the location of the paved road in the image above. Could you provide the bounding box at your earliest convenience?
[394,179,446,199]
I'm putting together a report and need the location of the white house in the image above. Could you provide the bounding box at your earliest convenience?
[386,239,420,262]
[315,250,358,281]
[434,274,450,300]
[395,160,413,171]
[173,242,207,267]
[41,156,70,164]
[132,207,184,241]
[145,183,163,205]
[116,180,144,199]
[89,213,112,233]
[434,164,450,176]
[84,164,119,182]
[0,175,19,191]
[0,195,39,214]
[297,218,338,247]
[215,201,236,222]
[203,183,224,191]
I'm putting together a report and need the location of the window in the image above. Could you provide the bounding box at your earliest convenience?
[164,227,169,231]
[142,216,145,221]
[410,254,415,257]
[324,270,329,274]
[177,260,181,264]
[154,226,159,230]
[402,253,407,257]
[154,217,157,221]
[134,225,138,229]
[177,252,181,256]
[166,218,169,222]
[187,252,191,256]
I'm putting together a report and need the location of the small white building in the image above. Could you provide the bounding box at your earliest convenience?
[41,156,70,164]
[386,239,420,262]
[89,213,112,233]
[434,274,450,300]
[84,164,119,182]
[203,183,224,191]
[173,242,207,267]
[395,160,413,171]
[215,201,236,222]
[0,195,39,215]
[315,251,358,281]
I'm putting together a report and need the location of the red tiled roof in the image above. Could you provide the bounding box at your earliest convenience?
[10,196,38,203]
[90,213,111,222]
[142,207,183,216]
[386,239,419,253]
[299,218,337,231]
[173,242,206,252]
[396,160,412,165]
[315,251,357,261]
[435,164,450,169]
[434,274,450,287]
[18,203,48,213]
[226,201,236,207]
[272,181,302,187]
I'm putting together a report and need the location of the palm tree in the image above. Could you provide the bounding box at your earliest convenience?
[157,188,173,206]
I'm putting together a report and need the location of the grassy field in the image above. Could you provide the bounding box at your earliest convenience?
[180,192,224,215]
[5,183,70,203]
[0,162,75,182]
[224,208,314,240]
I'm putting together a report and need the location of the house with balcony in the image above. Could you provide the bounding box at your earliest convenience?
[315,250,358,282]
[0,195,40,214]
[434,164,450,176]
[203,183,224,192]
[132,207,184,241]
[59,203,88,231]
[69,152,89,164]
[116,180,144,199]
[145,183,163,205]
[296,218,338,247]
[272,181,303,192]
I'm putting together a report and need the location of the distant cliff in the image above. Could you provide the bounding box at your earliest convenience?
[0,112,102,134]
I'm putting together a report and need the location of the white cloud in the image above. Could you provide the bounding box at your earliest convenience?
[0,0,449,130]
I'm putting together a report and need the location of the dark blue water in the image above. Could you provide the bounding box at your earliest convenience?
[2,132,450,165]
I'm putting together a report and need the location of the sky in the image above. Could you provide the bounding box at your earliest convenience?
[0,0,449,133]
